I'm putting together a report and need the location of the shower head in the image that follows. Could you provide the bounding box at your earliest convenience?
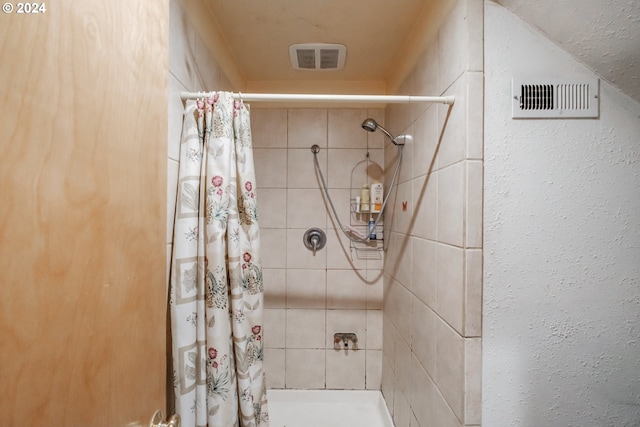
[361,118,378,133]
[361,118,401,145]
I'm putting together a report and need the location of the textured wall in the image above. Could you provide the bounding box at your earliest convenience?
[484,2,640,425]
[496,0,640,104]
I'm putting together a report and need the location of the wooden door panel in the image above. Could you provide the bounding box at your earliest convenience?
[0,1,169,425]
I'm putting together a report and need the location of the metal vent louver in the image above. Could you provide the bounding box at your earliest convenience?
[512,78,599,118]
[289,43,346,71]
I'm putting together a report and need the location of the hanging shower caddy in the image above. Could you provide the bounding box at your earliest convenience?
[349,153,384,260]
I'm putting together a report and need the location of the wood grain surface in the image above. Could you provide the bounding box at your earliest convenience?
[0,1,169,425]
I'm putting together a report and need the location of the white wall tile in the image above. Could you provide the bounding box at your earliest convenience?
[464,337,482,424]
[437,243,465,334]
[328,109,368,149]
[366,309,383,350]
[412,237,437,309]
[384,278,412,345]
[263,308,286,348]
[366,349,382,390]
[366,269,384,309]
[466,72,484,160]
[263,268,285,308]
[285,349,325,389]
[264,348,285,389]
[464,249,482,337]
[392,390,412,427]
[385,232,413,292]
[437,77,467,169]
[466,160,483,248]
[435,318,465,421]
[391,180,413,236]
[413,39,440,121]
[326,349,366,389]
[394,334,412,396]
[286,269,326,309]
[409,354,436,427]
[412,106,440,178]
[437,162,465,247]
[260,228,287,269]
[254,148,287,188]
[435,389,464,427]
[327,269,367,309]
[411,297,437,378]
[286,188,327,228]
[412,172,438,241]
[286,309,325,348]
[287,148,326,189]
[251,109,288,148]
[258,188,287,228]
[288,109,327,149]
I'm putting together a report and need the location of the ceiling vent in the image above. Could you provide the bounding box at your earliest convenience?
[512,78,599,119]
[289,43,346,71]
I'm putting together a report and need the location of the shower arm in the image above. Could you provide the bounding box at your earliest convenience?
[374,125,398,145]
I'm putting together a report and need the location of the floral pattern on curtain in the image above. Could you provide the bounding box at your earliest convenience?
[170,92,268,427]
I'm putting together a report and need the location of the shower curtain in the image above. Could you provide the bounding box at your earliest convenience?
[170,92,269,427]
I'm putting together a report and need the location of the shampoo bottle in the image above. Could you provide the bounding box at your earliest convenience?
[360,184,370,212]
[368,216,376,240]
[370,181,383,213]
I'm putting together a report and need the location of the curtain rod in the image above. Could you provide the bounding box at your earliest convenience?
[180,91,455,105]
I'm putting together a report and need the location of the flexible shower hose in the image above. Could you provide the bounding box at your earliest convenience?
[312,145,404,243]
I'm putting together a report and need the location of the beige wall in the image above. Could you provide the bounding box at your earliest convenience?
[382,0,484,426]
[0,1,169,425]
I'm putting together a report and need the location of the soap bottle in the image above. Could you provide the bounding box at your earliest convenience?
[368,216,376,240]
[370,181,383,213]
[360,184,370,212]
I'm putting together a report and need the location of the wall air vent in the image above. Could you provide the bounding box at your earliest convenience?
[289,43,346,71]
[512,78,599,119]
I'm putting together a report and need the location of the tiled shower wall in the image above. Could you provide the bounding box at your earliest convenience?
[253,108,387,390]
[381,0,483,426]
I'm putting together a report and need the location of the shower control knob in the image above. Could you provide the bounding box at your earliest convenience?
[303,228,326,255]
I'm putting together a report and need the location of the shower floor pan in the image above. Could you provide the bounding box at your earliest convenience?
[267,389,394,427]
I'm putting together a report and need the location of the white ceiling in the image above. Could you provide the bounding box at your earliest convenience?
[206,0,640,103]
